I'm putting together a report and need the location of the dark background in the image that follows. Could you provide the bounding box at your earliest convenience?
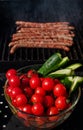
[0,0,83,24]
[0,1,83,130]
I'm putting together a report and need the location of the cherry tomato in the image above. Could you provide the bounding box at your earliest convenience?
[42,77,54,91]
[47,106,59,116]
[15,94,28,107]
[20,74,29,87]
[40,77,44,82]
[8,75,20,88]
[32,103,44,116]
[47,106,59,121]
[29,77,41,89]
[24,87,33,97]
[17,106,30,121]
[53,83,67,97]
[31,94,44,104]
[18,106,24,111]
[35,87,46,96]
[22,104,32,114]
[44,95,54,108]
[27,69,38,78]
[6,85,13,97]
[6,69,17,79]
[54,79,60,85]
[55,96,68,110]
[11,87,22,99]
[12,99,17,107]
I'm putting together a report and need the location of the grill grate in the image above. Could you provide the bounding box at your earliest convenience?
[1,28,83,60]
[1,24,83,60]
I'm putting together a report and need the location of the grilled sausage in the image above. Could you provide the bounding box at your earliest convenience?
[9,21,75,53]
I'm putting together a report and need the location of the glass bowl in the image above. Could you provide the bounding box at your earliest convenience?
[4,64,81,129]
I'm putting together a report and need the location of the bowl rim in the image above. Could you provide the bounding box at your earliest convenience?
[4,64,81,118]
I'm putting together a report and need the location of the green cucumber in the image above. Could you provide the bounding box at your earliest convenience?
[56,56,69,69]
[69,76,83,95]
[61,76,74,89]
[38,53,62,76]
[66,63,82,70]
[47,68,74,78]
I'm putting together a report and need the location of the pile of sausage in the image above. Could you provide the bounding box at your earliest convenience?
[9,21,75,54]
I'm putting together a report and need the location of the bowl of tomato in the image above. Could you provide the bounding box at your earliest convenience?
[4,63,81,129]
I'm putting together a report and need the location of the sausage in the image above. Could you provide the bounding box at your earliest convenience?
[16,21,74,29]
[12,32,74,40]
[9,40,70,54]
[9,21,75,54]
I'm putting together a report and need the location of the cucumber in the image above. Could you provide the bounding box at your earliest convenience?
[66,63,82,70]
[61,76,74,89]
[56,56,69,69]
[69,76,83,95]
[47,68,74,78]
[38,53,62,76]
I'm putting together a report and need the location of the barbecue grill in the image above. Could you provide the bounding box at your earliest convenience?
[0,0,83,130]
